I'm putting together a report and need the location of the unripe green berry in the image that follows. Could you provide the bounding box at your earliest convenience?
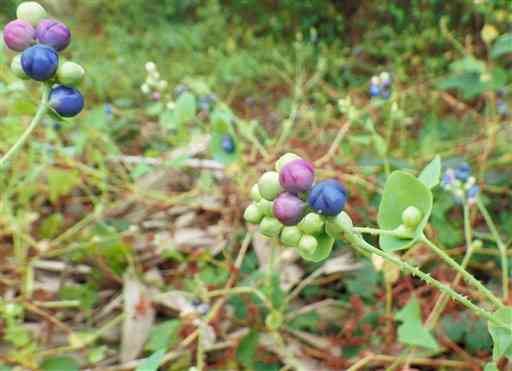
[471,239,483,249]
[298,234,318,254]
[57,61,85,86]
[280,226,302,247]
[257,199,274,217]
[17,2,47,26]
[250,184,262,202]
[265,310,283,331]
[401,206,422,229]
[258,171,283,201]
[244,203,263,224]
[11,55,29,80]
[275,152,302,172]
[394,224,415,239]
[260,217,283,238]
[298,212,324,235]
[325,211,353,237]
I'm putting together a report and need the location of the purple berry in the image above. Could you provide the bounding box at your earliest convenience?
[308,179,347,216]
[279,159,315,193]
[36,19,70,51]
[21,44,58,81]
[272,192,306,226]
[49,85,84,117]
[3,20,35,51]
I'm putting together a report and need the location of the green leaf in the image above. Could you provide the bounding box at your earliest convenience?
[490,33,512,59]
[145,320,182,353]
[378,171,433,252]
[236,330,260,369]
[418,155,441,189]
[135,349,165,371]
[345,260,380,300]
[488,307,512,361]
[209,132,239,165]
[0,365,12,371]
[174,92,196,124]
[47,168,81,203]
[40,356,80,371]
[484,362,499,371]
[295,231,335,262]
[395,296,439,351]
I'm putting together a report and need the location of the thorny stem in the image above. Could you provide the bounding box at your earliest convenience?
[421,236,504,309]
[0,85,50,169]
[477,196,509,301]
[341,228,505,327]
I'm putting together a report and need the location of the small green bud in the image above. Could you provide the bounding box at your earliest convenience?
[250,184,262,202]
[275,152,302,172]
[258,171,283,201]
[257,199,274,217]
[401,206,422,229]
[265,310,284,331]
[394,224,415,239]
[280,226,302,247]
[471,239,483,249]
[244,203,263,224]
[57,61,85,86]
[17,1,47,26]
[11,55,29,80]
[325,211,353,237]
[298,234,318,254]
[260,217,283,238]
[298,212,324,235]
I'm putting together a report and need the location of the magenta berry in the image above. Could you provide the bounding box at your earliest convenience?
[279,159,315,193]
[3,20,35,51]
[272,192,306,226]
[36,19,71,51]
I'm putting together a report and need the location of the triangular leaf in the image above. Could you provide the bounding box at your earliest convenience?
[378,171,433,252]
[418,155,441,189]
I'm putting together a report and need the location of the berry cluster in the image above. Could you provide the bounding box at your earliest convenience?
[369,72,392,99]
[442,163,480,205]
[3,1,85,117]
[244,153,348,258]
[141,61,168,102]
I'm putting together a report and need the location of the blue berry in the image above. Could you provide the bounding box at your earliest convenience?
[221,135,236,153]
[381,88,391,100]
[467,185,480,199]
[308,179,347,216]
[454,163,471,182]
[21,44,58,81]
[370,84,380,97]
[49,86,84,117]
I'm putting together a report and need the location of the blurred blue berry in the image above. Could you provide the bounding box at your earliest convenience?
[370,84,380,97]
[21,44,58,81]
[221,135,236,154]
[467,185,480,200]
[308,179,347,216]
[381,88,391,100]
[49,85,84,117]
[454,163,471,182]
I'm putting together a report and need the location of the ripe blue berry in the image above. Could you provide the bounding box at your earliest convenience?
[308,179,347,216]
[21,44,58,81]
[369,84,380,97]
[221,135,236,154]
[36,19,71,51]
[49,86,84,117]
[454,163,471,182]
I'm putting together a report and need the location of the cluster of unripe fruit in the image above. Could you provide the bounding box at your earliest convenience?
[244,153,349,258]
[3,1,84,117]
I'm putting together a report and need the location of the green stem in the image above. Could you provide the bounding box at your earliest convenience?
[477,196,509,301]
[0,85,50,169]
[352,226,413,238]
[421,236,504,309]
[342,228,503,326]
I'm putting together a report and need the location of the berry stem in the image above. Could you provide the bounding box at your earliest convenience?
[0,84,50,169]
[341,227,504,327]
[420,235,504,309]
[476,196,509,301]
[352,226,412,238]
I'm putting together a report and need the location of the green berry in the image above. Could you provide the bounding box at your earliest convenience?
[244,203,263,224]
[394,224,415,239]
[17,2,47,26]
[257,199,274,217]
[11,55,29,79]
[265,310,283,331]
[258,171,283,201]
[298,212,324,235]
[250,184,262,202]
[401,206,422,229]
[57,61,85,86]
[275,152,302,172]
[260,217,283,238]
[298,234,318,254]
[280,226,302,247]
[325,211,353,237]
